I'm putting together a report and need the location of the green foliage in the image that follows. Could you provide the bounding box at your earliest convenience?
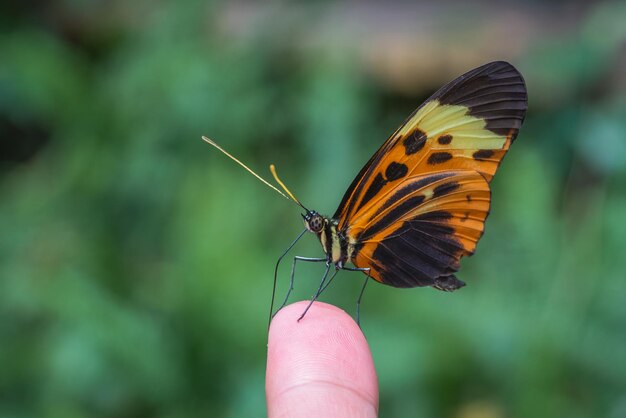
[1,2,625,417]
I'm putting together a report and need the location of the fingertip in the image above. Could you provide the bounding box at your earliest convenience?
[267,301,378,417]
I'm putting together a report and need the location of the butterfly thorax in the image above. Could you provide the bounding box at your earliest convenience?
[302,211,353,268]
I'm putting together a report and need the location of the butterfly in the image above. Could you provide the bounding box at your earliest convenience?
[204,61,527,323]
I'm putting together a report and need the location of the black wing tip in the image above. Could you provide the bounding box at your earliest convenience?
[434,60,528,139]
[481,60,528,97]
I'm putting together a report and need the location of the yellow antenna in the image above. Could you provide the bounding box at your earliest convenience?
[202,136,306,210]
[270,164,305,208]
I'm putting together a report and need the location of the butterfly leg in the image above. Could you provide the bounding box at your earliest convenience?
[340,266,371,327]
[341,267,372,327]
[319,265,341,294]
[269,229,308,328]
[276,256,326,315]
[356,271,371,327]
[297,263,339,322]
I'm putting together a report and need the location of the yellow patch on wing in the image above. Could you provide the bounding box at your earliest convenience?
[398,101,508,151]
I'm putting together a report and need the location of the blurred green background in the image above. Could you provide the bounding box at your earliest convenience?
[1,1,625,417]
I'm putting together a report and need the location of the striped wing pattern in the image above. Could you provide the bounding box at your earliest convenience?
[338,61,527,288]
[350,171,490,288]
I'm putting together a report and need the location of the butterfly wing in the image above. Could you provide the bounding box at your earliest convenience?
[334,61,527,229]
[337,61,527,288]
[349,170,490,288]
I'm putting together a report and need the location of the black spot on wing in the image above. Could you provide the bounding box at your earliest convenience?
[385,162,408,181]
[437,134,453,145]
[356,162,410,212]
[427,152,453,165]
[433,181,460,198]
[472,149,494,160]
[403,129,427,155]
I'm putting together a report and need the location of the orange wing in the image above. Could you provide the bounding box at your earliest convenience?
[334,61,527,229]
[337,61,527,288]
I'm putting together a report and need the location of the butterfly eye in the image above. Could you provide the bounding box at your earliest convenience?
[303,212,324,233]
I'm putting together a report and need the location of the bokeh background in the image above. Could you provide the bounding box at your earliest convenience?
[1,1,626,417]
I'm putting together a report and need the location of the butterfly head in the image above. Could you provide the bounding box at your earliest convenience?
[302,211,324,234]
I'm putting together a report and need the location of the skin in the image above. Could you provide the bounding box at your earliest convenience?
[266,301,379,418]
